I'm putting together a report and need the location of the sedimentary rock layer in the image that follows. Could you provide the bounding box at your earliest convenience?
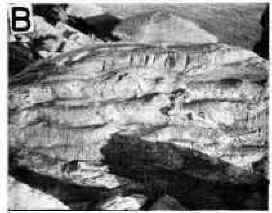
[9,43,268,185]
[9,43,269,210]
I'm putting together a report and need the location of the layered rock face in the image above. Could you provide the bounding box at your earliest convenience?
[9,42,268,210]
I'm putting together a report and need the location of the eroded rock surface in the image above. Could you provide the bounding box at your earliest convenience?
[9,42,269,210]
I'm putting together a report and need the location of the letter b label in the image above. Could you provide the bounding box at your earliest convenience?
[9,4,33,34]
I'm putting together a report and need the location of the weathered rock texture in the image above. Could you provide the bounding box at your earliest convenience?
[9,42,269,210]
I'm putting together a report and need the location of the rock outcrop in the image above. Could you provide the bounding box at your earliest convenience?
[9,42,269,210]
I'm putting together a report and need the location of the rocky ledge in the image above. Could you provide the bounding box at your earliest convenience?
[9,42,269,210]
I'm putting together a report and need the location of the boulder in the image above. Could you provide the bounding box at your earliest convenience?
[9,42,268,209]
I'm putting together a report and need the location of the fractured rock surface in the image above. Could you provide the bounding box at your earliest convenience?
[9,42,269,210]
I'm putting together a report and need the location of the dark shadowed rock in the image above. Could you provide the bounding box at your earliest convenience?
[8,43,34,77]
[33,4,69,25]
[67,14,121,41]
[253,5,269,59]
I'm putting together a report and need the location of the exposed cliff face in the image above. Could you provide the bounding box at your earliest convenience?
[9,42,268,210]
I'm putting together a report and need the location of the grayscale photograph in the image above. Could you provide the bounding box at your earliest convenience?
[7,2,269,211]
